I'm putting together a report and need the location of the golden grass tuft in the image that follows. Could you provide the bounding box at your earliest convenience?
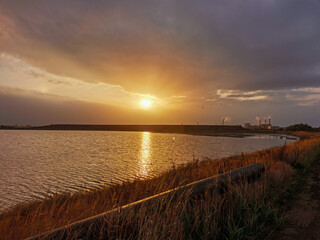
[269,161,295,182]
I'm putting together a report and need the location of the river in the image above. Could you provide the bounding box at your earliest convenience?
[0,130,295,212]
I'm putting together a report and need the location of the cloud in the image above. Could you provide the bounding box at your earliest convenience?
[0,86,132,125]
[286,87,320,106]
[0,0,319,97]
[216,87,320,107]
[0,1,319,126]
[217,89,268,101]
[0,53,165,108]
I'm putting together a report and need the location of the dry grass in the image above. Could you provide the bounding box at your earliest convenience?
[269,161,295,182]
[0,132,319,239]
[286,131,320,140]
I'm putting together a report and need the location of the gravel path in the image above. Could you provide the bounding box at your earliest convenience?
[269,161,320,240]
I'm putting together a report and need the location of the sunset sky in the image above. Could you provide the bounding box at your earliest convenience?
[0,0,319,126]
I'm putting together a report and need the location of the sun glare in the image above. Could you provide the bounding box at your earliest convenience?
[140,99,152,108]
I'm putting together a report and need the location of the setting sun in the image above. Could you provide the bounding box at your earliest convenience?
[140,99,152,108]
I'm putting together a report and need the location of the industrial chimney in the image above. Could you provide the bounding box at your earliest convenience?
[256,117,261,126]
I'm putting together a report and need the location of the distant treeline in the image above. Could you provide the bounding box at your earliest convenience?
[0,124,252,137]
[1,123,319,132]
[0,125,31,129]
[285,123,319,132]
[29,124,247,134]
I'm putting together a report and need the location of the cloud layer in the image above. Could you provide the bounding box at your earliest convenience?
[0,0,319,126]
[1,0,319,97]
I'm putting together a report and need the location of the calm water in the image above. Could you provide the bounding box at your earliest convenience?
[0,130,295,212]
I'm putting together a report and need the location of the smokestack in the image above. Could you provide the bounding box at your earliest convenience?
[264,117,267,124]
[222,117,230,125]
[256,117,261,126]
[268,116,271,125]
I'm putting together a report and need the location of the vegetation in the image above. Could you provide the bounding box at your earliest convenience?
[0,132,319,239]
[285,123,318,132]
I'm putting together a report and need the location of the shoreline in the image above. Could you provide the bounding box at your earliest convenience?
[0,123,289,139]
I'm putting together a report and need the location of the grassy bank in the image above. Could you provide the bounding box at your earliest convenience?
[0,132,319,239]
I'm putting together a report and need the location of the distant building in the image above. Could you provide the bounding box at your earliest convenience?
[243,118,274,130]
[260,123,272,130]
[243,123,260,130]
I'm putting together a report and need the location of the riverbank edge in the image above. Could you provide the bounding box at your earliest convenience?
[0,131,319,239]
[0,124,272,138]
[0,124,297,140]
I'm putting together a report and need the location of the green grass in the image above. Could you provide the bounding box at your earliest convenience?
[0,131,319,239]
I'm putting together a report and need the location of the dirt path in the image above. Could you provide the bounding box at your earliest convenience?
[268,161,320,240]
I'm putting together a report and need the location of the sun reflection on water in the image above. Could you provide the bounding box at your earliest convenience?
[139,132,151,178]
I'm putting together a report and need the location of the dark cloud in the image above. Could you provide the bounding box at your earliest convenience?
[0,1,319,126]
[1,0,319,96]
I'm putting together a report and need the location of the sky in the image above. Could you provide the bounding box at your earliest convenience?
[0,0,319,126]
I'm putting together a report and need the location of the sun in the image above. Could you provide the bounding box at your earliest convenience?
[140,99,152,108]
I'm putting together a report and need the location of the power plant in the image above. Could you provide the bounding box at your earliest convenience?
[243,116,279,130]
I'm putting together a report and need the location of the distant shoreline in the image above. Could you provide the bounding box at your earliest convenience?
[0,124,297,140]
[0,124,279,138]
